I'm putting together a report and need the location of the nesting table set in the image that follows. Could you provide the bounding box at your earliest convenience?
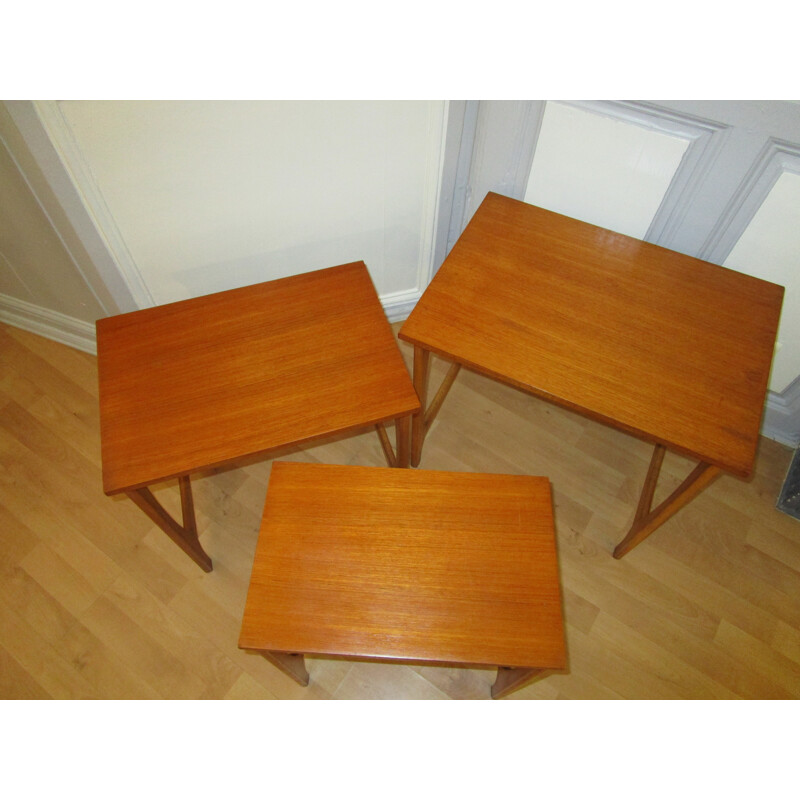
[96,194,783,699]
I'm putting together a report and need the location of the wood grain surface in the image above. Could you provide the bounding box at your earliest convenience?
[97,262,419,494]
[3,321,800,700]
[399,193,784,478]
[239,462,566,670]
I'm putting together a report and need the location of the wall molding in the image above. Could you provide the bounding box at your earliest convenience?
[417,101,450,292]
[0,289,417,355]
[436,100,478,268]
[701,137,800,264]
[563,100,721,139]
[0,125,111,318]
[0,293,97,354]
[3,101,138,315]
[558,101,730,249]
[628,105,728,249]
[32,101,156,309]
[381,288,421,323]
[762,377,800,448]
[466,101,546,225]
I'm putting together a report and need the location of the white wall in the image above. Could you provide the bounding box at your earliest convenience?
[44,101,446,313]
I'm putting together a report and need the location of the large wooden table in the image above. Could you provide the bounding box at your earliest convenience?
[96,262,420,571]
[239,462,566,699]
[399,193,784,558]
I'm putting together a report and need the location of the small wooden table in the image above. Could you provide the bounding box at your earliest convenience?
[96,262,420,571]
[399,193,784,558]
[239,462,566,699]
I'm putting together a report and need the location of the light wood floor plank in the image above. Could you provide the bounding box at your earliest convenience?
[772,620,800,666]
[714,619,800,697]
[0,600,101,699]
[20,541,106,618]
[628,537,783,646]
[223,670,279,700]
[0,560,82,648]
[77,594,210,700]
[0,641,52,699]
[3,325,99,397]
[0,328,97,420]
[413,664,495,700]
[551,668,627,700]
[332,661,451,700]
[589,612,739,699]
[102,572,243,698]
[650,518,800,631]
[52,618,164,700]
[0,505,40,566]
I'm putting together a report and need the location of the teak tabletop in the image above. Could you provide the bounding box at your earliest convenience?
[399,193,784,557]
[239,462,566,699]
[97,262,420,570]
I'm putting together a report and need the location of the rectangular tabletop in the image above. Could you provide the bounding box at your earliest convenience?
[239,462,566,670]
[97,262,420,494]
[399,193,784,478]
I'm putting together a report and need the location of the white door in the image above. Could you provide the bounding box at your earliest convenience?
[440,100,800,442]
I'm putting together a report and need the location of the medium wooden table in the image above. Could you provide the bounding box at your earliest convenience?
[239,462,566,699]
[399,193,784,558]
[96,262,420,571]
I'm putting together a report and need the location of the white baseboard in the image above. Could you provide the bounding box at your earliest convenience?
[762,378,800,448]
[382,295,419,324]
[0,293,96,354]
[0,290,418,356]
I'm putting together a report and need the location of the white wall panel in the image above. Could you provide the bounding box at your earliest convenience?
[51,101,445,308]
[724,170,800,393]
[524,102,689,239]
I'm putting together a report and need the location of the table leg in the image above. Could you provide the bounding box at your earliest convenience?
[262,651,310,687]
[126,475,213,572]
[411,347,461,468]
[395,414,411,468]
[491,667,543,699]
[411,346,430,467]
[613,447,722,559]
[376,423,397,467]
[427,361,461,428]
[375,415,411,468]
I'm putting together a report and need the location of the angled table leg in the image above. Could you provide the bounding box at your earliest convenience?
[410,346,461,468]
[262,651,310,686]
[613,446,722,559]
[376,423,397,467]
[375,414,412,468]
[126,475,213,572]
[395,414,411,468]
[491,667,543,699]
[411,346,431,467]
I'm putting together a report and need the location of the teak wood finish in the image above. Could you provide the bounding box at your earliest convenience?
[239,462,567,699]
[96,262,420,571]
[399,193,784,557]
[5,321,800,700]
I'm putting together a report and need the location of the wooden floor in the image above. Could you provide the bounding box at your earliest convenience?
[1,320,799,700]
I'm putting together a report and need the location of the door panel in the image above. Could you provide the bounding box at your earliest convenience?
[524,101,689,239]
